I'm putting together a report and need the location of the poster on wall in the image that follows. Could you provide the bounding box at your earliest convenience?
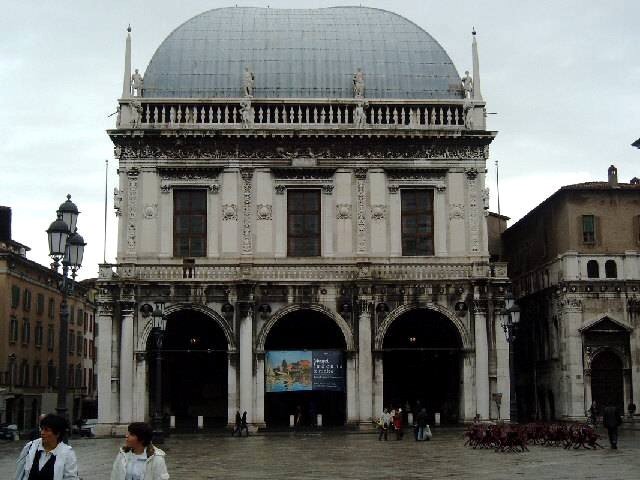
[265,350,344,392]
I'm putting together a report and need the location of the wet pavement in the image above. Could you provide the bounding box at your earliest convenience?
[1,427,639,479]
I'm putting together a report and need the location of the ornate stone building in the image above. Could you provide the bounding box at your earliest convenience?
[503,166,640,421]
[96,7,509,433]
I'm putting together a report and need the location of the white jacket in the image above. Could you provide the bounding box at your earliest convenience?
[110,445,170,480]
[15,438,79,480]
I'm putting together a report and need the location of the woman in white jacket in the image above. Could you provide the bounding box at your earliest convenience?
[15,413,79,480]
[110,422,170,480]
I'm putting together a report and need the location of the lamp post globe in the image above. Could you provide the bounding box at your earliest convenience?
[57,194,79,234]
[46,214,70,259]
[64,231,86,269]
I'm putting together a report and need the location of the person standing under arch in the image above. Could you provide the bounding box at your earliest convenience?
[602,404,622,449]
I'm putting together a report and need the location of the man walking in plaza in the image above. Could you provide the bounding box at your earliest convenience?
[602,404,622,449]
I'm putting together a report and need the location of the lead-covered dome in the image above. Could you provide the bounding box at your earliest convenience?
[143,7,463,99]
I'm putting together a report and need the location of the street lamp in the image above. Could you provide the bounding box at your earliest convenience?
[151,304,167,444]
[46,194,86,420]
[502,296,520,421]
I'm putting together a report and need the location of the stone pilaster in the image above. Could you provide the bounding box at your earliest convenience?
[473,299,490,419]
[239,305,253,422]
[495,310,511,421]
[357,300,373,425]
[97,300,115,427]
[119,303,135,424]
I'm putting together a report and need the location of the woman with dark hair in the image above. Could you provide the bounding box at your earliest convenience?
[14,413,79,480]
[110,422,170,480]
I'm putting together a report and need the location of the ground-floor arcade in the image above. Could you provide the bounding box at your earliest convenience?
[95,284,513,434]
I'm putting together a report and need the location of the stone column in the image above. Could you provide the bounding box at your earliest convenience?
[255,353,265,426]
[623,368,632,413]
[97,302,114,426]
[434,184,448,256]
[495,311,511,421]
[462,351,476,421]
[357,301,373,425]
[335,169,353,256]
[119,304,135,424]
[274,185,286,257]
[561,298,585,419]
[388,186,401,256]
[227,353,238,427]
[133,353,147,421]
[346,352,358,424]
[369,169,387,256]
[473,301,490,419]
[583,368,592,412]
[239,307,253,423]
[373,352,384,420]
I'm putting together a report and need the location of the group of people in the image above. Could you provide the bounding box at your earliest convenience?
[231,411,249,437]
[14,414,170,480]
[377,405,432,442]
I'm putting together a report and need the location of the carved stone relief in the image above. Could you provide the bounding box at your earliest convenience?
[449,204,465,220]
[143,204,157,219]
[240,169,253,254]
[355,169,368,253]
[371,205,386,221]
[126,169,139,255]
[336,204,352,220]
[222,204,238,221]
[256,204,272,221]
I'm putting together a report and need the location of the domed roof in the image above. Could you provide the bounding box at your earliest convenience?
[143,7,463,99]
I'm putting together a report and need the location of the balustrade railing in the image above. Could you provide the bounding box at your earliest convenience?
[120,98,478,130]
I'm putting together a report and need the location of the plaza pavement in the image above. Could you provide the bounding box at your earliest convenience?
[1,427,639,479]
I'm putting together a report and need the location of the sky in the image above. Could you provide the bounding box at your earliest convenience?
[1,0,639,279]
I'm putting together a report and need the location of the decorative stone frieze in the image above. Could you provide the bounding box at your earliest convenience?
[240,168,253,254]
[355,169,368,253]
[126,169,139,256]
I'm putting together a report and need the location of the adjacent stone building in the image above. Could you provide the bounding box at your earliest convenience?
[0,207,98,429]
[96,6,510,433]
[502,166,640,421]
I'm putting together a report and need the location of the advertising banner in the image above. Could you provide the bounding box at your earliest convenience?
[265,350,344,393]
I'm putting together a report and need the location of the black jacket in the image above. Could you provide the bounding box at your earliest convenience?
[602,406,622,429]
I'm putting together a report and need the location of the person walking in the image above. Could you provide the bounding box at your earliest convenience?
[393,408,404,440]
[239,411,249,437]
[14,413,79,480]
[231,411,242,437]
[602,404,622,449]
[416,408,429,441]
[377,408,392,441]
[110,422,170,480]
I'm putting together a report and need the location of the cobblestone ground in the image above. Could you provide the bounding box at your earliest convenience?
[1,428,639,479]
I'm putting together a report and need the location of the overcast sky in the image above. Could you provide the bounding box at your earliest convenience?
[1,0,639,279]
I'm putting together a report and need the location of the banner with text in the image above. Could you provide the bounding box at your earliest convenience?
[265,350,345,393]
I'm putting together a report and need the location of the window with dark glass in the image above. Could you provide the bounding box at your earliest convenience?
[76,364,82,388]
[47,361,56,388]
[11,285,20,308]
[69,331,75,354]
[21,319,30,345]
[35,322,43,348]
[9,316,18,343]
[77,335,83,356]
[33,364,41,387]
[48,298,55,319]
[587,260,599,278]
[36,294,44,315]
[173,189,207,257]
[582,215,596,244]
[605,260,617,278]
[47,324,55,351]
[287,189,321,257]
[401,189,434,256]
[23,289,31,311]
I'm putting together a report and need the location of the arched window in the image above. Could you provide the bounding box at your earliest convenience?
[587,260,599,278]
[605,260,617,278]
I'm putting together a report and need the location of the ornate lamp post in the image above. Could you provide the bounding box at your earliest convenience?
[151,304,167,444]
[502,297,520,421]
[46,195,86,420]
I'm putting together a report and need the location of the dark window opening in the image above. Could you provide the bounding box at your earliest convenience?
[401,189,434,256]
[587,260,599,279]
[605,260,617,279]
[287,189,321,257]
[173,189,207,257]
[582,215,595,244]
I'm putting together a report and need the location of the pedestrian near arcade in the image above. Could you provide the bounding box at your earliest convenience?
[232,411,242,437]
[377,408,392,441]
[240,411,249,437]
[415,408,431,441]
[110,422,170,480]
[602,404,623,449]
[14,413,79,480]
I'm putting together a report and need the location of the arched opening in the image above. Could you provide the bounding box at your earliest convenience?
[264,309,347,427]
[605,260,617,278]
[383,308,462,424]
[591,350,624,412]
[587,260,599,278]
[148,309,228,429]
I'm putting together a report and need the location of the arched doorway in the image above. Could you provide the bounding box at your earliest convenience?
[148,309,228,428]
[382,308,462,424]
[591,350,624,411]
[264,309,347,427]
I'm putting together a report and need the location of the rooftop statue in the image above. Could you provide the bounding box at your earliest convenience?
[353,101,368,128]
[243,67,255,97]
[240,99,254,128]
[131,69,144,97]
[353,68,365,98]
[462,71,473,99]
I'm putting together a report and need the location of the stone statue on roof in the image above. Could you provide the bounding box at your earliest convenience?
[462,71,473,99]
[353,68,365,98]
[243,67,255,97]
[353,101,368,128]
[240,99,254,127]
[131,69,144,97]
